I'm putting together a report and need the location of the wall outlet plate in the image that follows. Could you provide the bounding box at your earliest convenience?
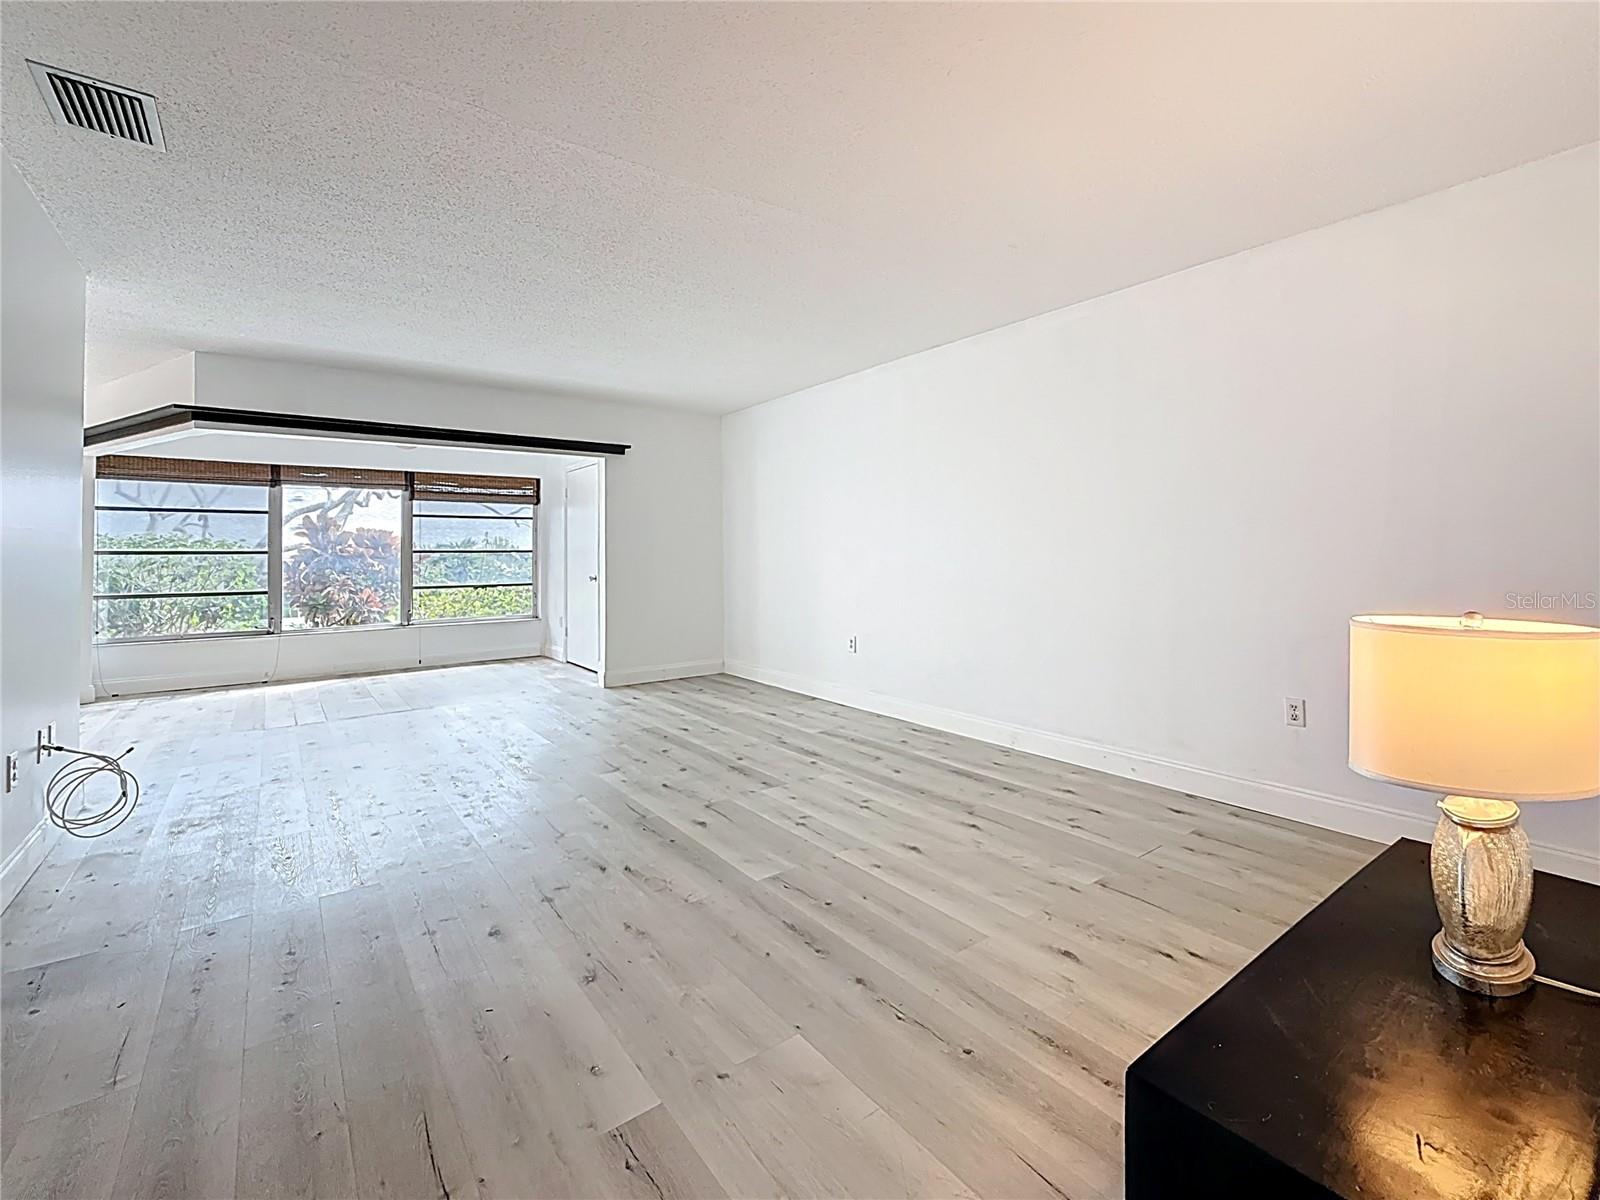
[847,635,858,654]
[1285,697,1307,728]
[4,753,17,793]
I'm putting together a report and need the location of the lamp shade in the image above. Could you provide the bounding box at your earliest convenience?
[1349,615,1600,802]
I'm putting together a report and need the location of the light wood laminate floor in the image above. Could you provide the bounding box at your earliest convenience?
[2,661,1377,1200]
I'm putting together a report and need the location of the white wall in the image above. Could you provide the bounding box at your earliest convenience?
[1,155,86,907]
[87,352,724,689]
[90,352,194,416]
[724,145,1600,880]
[91,620,550,697]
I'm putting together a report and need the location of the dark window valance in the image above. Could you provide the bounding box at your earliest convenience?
[280,465,406,489]
[94,457,539,505]
[95,455,272,485]
[413,472,540,505]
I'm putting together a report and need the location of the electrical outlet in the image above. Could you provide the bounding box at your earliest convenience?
[847,635,858,654]
[1285,697,1306,728]
[4,753,17,793]
[45,723,55,754]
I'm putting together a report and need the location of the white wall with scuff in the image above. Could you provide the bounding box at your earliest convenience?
[1,154,86,907]
[87,352,723,690]
[723,145,1600,880]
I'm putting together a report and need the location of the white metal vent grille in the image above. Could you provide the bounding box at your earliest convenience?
[27,61,165,151]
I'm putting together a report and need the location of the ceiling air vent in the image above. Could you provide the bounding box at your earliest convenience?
[27,61,165,151]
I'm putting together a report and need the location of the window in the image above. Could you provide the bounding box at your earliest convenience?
[412,504,536,621]
[93,461,272,641]
[411,472,538,623]
[280,468,405,629]
[92,457,540,642]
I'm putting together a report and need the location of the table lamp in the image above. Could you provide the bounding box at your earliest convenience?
[1348,613,1599,996]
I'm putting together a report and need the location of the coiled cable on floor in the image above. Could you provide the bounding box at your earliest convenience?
[42,743,140,838]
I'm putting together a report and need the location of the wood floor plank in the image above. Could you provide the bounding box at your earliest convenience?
[1,1088,138,1200]
[319,885,479,1200]
[0,947,169,1154]
[600,771,800,881]
[437,857,662,1129]
[236,1027,356,1199]
[3,660,1377,1200]
[707,1034,978,1200]
[236,906,359,1196]
[110,915,253,1200]
[598,1102,730,1199]
[411,972,589,1198]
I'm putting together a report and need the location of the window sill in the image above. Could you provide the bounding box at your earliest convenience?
[94,629,272,647]
[95,615,542,647]
[409,614,541,628]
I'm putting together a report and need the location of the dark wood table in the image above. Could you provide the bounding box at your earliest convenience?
[1125,838,1600,1199]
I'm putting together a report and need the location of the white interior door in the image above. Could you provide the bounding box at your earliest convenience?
[564,462,601,673]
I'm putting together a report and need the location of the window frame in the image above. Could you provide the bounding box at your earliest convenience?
[91,480,276,644]
[91,464,541,645]
[278,478,407,634]
[406,498,539,625]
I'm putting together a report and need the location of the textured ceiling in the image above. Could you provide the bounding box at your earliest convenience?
[4,2,1596,413]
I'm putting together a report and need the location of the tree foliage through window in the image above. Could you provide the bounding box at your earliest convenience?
[281,487,402,628]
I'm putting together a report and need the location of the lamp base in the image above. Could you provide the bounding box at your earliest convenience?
[1429,932,1534,997]
[1429,796,1535,997]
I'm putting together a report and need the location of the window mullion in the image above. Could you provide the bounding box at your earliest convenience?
[400,474,414,626]
[267,480,283,634]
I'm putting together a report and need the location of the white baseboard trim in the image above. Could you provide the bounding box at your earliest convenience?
[725,660,1600,884]
[1,817,59,912]
[603,659,724,688]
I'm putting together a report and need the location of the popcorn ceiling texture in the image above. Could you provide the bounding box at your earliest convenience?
[2,2,1595,411]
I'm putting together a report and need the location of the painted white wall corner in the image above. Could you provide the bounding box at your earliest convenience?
[1,154,85,910]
